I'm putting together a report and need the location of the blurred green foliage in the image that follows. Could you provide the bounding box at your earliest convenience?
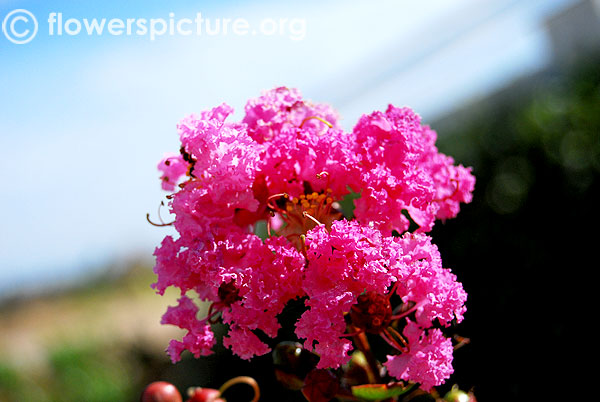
[437,60,600,212]
[47,344,134,402]
[0,343,136,402]
[431,59,599,401]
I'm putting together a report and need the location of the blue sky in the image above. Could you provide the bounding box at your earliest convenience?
[0,0,577,295]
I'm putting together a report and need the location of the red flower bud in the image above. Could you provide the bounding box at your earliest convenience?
[141,381,182,402]
[186,387,225,402]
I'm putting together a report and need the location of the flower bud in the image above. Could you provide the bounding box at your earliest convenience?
[186,387,224,402]
[141,381,182,402]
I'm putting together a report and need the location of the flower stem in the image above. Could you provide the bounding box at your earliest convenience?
[218,376,260,402]
[352,332,381,384]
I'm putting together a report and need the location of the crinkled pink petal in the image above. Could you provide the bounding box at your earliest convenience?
[243,87,340,143]
[223,326,271,360]
[259,127,360,200]
[153,236,204,295]
[384,321,454,391]
[295,293,355,368]
[296,220,406,368]
[161,296,215,362]
[221,235,305,338]
[176,103,261,212]
[393,233,467,327]
[158,153,189,191]
[352,105,474,233]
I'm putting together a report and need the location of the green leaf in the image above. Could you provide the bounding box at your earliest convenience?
[351,382,414,401]
[337,189,361,219]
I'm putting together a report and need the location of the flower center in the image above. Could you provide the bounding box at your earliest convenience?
[287,189,334,225]
[273,187,342,244]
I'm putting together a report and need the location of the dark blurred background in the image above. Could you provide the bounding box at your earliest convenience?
[1,0,598,401]
[432,54,599,402]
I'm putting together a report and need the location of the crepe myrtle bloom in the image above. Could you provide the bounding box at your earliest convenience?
[296,221,466,388]
[151,87,473,390]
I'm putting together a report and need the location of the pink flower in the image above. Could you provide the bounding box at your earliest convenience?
[157,153,189,191]
[223,326,271,360]
[384,321,454,391]
[177,103,261,212]
[295,220,465,378]
[394,233,467,327]
[151,87,473,384]
[153,235,203,295]
[296,220,402,368]
[259,126,360,202]
[220,236,306,339]
[161,296,215,363]
[243,86,340,143]
[414,125,475,224]
[168,183,240,241]
[154,229,306,361]
[352,106,434,233]
[352,105,475,233]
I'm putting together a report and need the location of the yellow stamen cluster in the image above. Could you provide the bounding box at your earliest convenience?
[287,188,334,219]
[269,187,341,252]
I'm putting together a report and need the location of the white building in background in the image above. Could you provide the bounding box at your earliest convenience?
[333,0,600,127]
[432,0,600,132]
[545,0,600,68]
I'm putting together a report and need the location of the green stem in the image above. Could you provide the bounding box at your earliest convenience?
[352,332,381,384]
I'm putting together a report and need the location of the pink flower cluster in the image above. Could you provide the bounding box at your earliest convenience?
[153,87,474,390]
